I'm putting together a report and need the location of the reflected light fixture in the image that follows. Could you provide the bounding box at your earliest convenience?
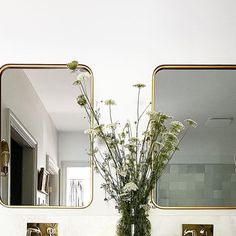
[1,140,10,176]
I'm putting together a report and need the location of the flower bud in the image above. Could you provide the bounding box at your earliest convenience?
[67,60,78,71]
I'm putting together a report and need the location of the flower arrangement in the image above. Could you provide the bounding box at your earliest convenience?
[67,60,197,236]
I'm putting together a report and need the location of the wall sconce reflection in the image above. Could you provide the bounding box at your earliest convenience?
[1,140,10,176]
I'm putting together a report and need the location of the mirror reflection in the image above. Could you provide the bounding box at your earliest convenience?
[153,66,236,208]
[0,65,93,207]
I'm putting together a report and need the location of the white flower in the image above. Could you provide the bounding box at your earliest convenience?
[160,112,173,119]
[185,119,198,128]
[129,137,140,143]
[154,141,164,148]
[84,128,95,135]
[139,204,151,212]
[148,111,173,120]
[84,125,104,135]
[78,71,91,80]
[106,122,119,129]
[163,132,178,142]
[118,192,129,197]
[104,99,116,105]
[170,121,185,132]
[117,169,127,177]
[123,182,138,192]
[73,72,91,85]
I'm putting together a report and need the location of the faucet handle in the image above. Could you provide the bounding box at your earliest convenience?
[47,227,57,236]
[200,228,208,235]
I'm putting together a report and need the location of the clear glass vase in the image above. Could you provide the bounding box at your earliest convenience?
[117,204,151,236]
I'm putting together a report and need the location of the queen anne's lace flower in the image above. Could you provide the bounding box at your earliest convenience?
[185,119,198,128]
[133,83,146,88]
[84,125,104,136]
[170,121,185,133]
[164,132,178,142]
[104,99,116,105]
[84,128,95,135]
[77,95,87,106]
[117,169,127,177]
[123,182,138,192]
[148,111,173,121]
[73,72,91,85]
[106,122,119,129]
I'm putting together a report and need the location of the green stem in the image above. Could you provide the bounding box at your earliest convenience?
[109,104,113,124]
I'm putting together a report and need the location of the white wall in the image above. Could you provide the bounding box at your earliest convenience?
[1,69,58,204]
[59,132,89,163]
[1,0,236,235]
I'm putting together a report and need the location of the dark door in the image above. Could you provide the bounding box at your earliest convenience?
[10,138,23,205]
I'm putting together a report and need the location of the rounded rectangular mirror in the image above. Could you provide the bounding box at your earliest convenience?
[0,64,93,208]
[152,65,236,209]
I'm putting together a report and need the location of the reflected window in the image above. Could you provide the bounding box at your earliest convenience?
[66,167,90,207]
[61,161,90,207]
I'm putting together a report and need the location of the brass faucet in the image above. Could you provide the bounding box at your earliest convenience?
[27,223,58,236]
[184,229,197,236]
[182,224,213,236]
[26,226,42,236]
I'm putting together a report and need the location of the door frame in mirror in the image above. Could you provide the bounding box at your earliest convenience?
[6,108,38,206]
[151,64,236,210]
[0,63,94,209]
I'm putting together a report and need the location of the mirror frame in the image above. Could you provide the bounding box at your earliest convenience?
[0,63,94,209]
[151,64,236,210]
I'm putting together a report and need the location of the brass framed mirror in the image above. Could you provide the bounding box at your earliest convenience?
[0,64,93,208]
[152,65,236,209]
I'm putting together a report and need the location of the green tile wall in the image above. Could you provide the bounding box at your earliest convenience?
[157,164,236,207]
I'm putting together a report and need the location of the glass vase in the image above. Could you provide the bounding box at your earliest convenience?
[116,204,151,236]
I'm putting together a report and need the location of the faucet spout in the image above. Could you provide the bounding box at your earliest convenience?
[26,226,42,236]
[184,229,198,236]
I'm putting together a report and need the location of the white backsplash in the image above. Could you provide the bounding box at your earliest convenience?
[1,207,236,235]
[0,177,236,235]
